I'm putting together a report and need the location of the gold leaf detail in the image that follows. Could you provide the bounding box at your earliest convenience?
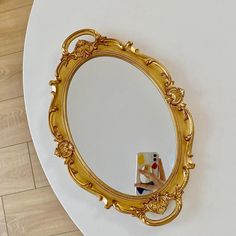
[184,133,193,141]
[52,126,63,141]
[52,126,78,174]
[55,140,74,160]
[145,193,169,214]
[166,87,185,106]
[186,152,195,169]
[129,186,184,224]
[61,35,107,63]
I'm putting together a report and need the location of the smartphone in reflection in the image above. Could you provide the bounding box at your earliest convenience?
[135,152,160,195]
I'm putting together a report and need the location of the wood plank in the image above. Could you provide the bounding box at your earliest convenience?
[3,187,78,236]
[0,143,35,196]
[0,5,32,56]
[0,197,8,236]
[0,97,31,148]
[55,231,83,236]
[0,0,33,13]
[28,141,49,188]
[0,52,23,101]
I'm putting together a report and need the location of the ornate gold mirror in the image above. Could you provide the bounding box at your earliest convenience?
[49,29,195,226]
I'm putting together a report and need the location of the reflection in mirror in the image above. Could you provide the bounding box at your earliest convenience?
[67,56,176,195]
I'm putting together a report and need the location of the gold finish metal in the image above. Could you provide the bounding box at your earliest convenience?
[49,29,195,226]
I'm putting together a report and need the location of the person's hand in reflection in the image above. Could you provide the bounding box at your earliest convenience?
[135,158,166,192]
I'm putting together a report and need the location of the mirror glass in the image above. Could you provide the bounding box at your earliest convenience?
[67,56,176,196]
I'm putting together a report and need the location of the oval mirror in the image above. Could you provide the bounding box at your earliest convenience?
[49,29,195,226]
[67,56,176,196]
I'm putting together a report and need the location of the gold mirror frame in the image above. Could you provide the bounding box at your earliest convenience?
[49,29,195,226]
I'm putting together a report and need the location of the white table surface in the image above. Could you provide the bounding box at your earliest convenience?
[23,0,236,235]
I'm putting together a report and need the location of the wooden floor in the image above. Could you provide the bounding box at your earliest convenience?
[0,1,82,235]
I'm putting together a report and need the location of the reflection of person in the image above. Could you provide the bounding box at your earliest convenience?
[135,155,166,192]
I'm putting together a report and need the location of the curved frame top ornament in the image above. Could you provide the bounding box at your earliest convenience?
[49,29,195,226]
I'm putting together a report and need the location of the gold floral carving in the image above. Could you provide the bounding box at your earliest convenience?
[49,29,195,226]
[61,34,107,64]
[50,125,78,175]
